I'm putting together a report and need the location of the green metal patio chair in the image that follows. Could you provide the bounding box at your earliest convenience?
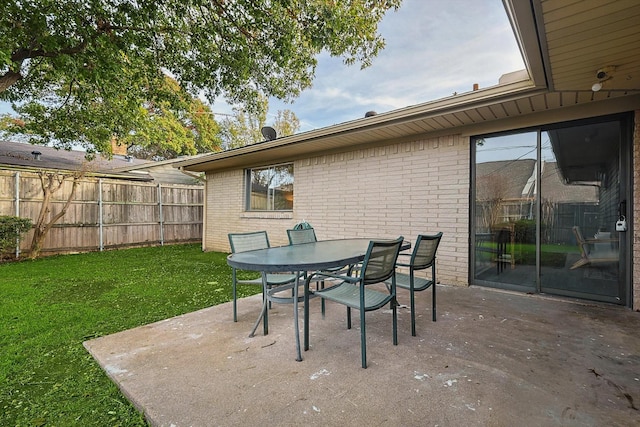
[228,231,297,328]
[287,227,351,317]
[287,227,354,273]
[286,227,318,245]
[308,236,404,368]
[385,232,442,336]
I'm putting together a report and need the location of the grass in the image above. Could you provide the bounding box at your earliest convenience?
[0,244,261,426]
[476,242,576,268]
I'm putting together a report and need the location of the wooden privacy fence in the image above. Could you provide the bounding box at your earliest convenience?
[0,170,203,256]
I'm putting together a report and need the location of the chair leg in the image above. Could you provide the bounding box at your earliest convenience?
[360,308,367,368]
[320,280,325,318]
[392,296,398,346]
[410,288,416,337]
[232,269,238,322]
[262,279,269,335]
[432,281,437,322]
[347,307,352,329]
[432,264,437,322]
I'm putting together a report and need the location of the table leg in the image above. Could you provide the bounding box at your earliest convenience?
[304,277,310,351]
[248,272,269,337]
[294,273,302,362]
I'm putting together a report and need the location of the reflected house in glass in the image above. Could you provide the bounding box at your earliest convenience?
[476,159,600,244]
[178,1,640,310]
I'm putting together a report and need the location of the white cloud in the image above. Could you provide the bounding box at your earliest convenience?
[266,0,525,132]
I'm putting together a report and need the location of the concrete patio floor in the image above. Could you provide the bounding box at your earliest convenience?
[84,285,640,426]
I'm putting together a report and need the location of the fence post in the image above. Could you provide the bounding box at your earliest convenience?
[98,179,104,251]
[157,183,164,246]
[14,171,21,259]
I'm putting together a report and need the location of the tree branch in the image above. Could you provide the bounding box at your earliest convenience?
[11,42,88,63]
[0,70,23,92]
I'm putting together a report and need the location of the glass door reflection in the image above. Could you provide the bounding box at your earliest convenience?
[473,117,627,305]
[473,132,537,292]
[539,122,622,302]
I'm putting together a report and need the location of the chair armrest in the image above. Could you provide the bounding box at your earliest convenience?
[306,271,359,285]
[395,254,412,267]
[583,238,618,244]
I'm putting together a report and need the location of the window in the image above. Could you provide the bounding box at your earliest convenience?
[246,164,294,211]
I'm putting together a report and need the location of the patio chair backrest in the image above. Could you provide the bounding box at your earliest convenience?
[361,236,404,285]
[410,232,443,270]
[287,228,318,245]
[228,231,270,253]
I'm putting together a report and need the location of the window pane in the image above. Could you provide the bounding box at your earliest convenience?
[540,122,621,300]
[272,164,294,210]
[248,164,293,211]
[473,132,537,290]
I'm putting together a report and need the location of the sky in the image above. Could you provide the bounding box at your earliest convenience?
[255,0,526,133]
[0,0,526,136]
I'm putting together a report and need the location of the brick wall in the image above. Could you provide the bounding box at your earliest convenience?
[204,134,470,287]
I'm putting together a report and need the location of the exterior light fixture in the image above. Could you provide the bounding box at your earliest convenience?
[591,66,616,92]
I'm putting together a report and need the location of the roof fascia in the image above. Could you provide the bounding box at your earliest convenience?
[180,80,540,172]
[0,164,154,181]
[502,0,548,88]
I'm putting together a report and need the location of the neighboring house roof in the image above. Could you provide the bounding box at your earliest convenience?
[0,141,203,185]
[178,0,640,173]
[540,161,599,204]
[477,159,598,203]
[109,157,205,185]
[477,159,537,200]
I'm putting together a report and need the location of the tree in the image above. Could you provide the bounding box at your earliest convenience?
[0,0,401,154]
[30,169,84,259]
[1,75,223,160]
[220,94,301,149]
[220,97,269,149]
[477,173,508,230]
[122,77,223,160]
[273,110,301,140]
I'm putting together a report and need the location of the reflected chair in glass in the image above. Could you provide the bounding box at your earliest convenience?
[228,231,297,335]
[385,232,442,336]
[307,236,404,368]
[570,226,618,270]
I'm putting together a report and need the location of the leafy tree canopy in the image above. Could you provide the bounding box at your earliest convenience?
[0,0,401,155]
[121,77,222,160]
[220,94,301,149]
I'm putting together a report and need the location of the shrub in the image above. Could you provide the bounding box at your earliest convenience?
[0,215,32,258]
[514,219,536,244]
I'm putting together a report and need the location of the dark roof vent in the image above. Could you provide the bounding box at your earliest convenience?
[31,151,42,161]
[364,111,377,117]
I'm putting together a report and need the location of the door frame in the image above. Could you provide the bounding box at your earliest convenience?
[470,113,633,307]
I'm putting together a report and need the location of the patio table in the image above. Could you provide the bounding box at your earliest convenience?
[226,238,410,361]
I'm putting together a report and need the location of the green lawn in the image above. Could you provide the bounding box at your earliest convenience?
[0,244,260,426]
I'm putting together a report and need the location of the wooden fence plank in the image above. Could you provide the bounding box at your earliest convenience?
[0,170,203,256]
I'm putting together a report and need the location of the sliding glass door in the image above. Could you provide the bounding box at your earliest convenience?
[472,115,630,305]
